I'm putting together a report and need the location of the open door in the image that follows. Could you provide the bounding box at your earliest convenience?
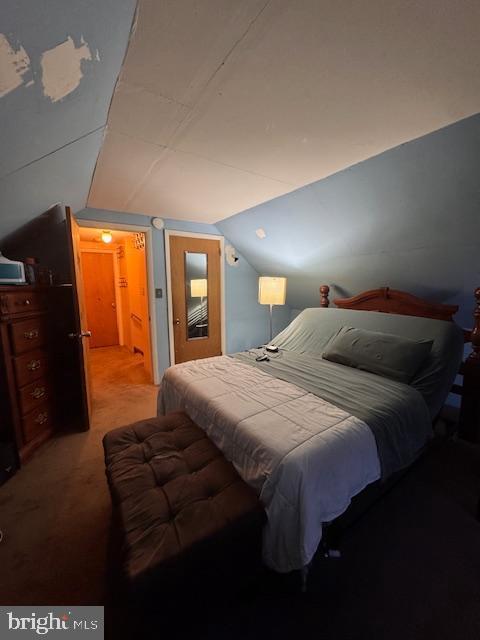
[65,207,92,429]
[1,204,92,432]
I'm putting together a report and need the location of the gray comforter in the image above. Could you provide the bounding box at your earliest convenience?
[234,349,432,478]
[234,306,464,478]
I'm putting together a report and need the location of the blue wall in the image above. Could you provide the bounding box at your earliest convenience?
[0,0,136,239]
[76,208,286,375]
[217,114,480,329]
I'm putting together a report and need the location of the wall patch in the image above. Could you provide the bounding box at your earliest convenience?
[40,35,93,103]
[0,34,31,98]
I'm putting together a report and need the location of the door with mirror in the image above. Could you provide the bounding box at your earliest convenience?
[169,235,222,364]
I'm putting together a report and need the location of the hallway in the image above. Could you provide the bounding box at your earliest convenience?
[0,346,158,606]
[89,345,157,428]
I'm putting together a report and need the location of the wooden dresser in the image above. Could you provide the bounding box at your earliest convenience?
[0,285,55,463]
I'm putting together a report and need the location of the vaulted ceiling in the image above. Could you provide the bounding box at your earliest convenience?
[2,0,480,236]
[89,0,480,223]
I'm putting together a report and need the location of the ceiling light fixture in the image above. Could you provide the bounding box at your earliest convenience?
[101,230,113,244]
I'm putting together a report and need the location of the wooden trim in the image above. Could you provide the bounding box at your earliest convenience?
[467,287,480,360]
[459,287,480,442]
[66,207,91,429]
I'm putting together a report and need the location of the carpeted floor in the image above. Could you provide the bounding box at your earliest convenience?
[0,346,158,606]
[1,355,479,639]
[109,436,480,640]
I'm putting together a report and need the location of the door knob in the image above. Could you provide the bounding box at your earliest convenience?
[174,318,180,325]
[111,302,116,309]
[68,330,92,339]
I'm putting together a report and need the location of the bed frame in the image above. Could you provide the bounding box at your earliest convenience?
[306,285,480,585]
[318,285,480,443]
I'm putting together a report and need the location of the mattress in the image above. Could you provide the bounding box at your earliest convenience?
[159,355,381,572]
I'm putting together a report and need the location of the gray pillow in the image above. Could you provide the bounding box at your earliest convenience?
[322,326,433,384]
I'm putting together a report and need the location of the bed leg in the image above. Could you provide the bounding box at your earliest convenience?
[300,564,310,593]
[459,287,480,443]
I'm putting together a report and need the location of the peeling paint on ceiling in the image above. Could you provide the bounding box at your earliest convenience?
[40,36,95,103]
[0,33,31,98]
[0,33,98,104]
[89,0,480,223]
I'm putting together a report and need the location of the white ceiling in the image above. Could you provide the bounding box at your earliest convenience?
[88,0,480,223]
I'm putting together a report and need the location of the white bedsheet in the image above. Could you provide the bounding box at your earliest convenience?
[159,356,381,572]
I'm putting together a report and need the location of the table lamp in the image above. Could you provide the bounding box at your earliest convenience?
[190,278,207,301]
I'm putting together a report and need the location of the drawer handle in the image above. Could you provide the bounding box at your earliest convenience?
[34,412,48,425]
[15,298,31,306]
[24,329,39,340]
[27,359,41,371]
[31,386,46,399]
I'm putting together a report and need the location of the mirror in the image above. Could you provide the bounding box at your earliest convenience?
[185,252,208,339]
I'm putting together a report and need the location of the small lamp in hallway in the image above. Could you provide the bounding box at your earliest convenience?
[258,276,287,342]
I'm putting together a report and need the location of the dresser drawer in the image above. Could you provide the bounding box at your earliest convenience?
[13,350,49,388]
[10,317,48,355]
[0,290,46,316]
[18,378,51,416]
[21,401,54,443]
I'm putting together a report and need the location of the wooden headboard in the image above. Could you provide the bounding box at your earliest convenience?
[332,286,458,322]
[318,284,480,443]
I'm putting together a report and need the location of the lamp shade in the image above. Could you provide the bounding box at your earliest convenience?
[258,276,287,306]
[191,278,208,298]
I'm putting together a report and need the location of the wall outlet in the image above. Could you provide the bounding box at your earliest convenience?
[155,288,163,298]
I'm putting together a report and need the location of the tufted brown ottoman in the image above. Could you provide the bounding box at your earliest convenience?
[103,411,265,596]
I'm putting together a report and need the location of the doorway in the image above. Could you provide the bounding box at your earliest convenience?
[76,225,158,422]
[166,232,225,364]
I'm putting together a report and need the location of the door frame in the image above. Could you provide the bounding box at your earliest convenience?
[165,230,226,366]
[80,248,123,346]
[76,218,160,384]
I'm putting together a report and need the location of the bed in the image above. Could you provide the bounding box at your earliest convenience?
[158,286,479,574]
